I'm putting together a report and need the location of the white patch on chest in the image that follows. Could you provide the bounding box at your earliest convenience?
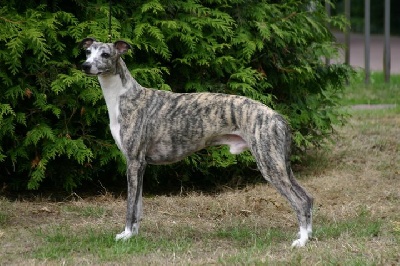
[98,75,128,151]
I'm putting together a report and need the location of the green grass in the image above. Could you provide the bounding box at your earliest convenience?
[28,211,389,264]
[62,205,107,218]
[32,224,289,263]
[34,225,193,263]
[214,225,288,248]
[315,207,382,240]
[0,198,10,226]
[0,212,8,226]
[342,71,400,105]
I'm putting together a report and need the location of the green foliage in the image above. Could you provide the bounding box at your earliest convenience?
[0,0,352,191]
[0,3,125,190]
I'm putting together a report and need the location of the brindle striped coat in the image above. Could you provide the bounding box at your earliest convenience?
[81,38,313,247]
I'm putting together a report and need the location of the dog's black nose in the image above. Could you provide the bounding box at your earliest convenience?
[82,62,92,72]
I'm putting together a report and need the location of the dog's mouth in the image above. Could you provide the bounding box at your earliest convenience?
[81,65,111,76]
[82,71,102,76]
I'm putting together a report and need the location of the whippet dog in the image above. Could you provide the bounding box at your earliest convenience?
[81,38,314,247]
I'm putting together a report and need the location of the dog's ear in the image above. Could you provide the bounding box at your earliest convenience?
[81,37,96,49]
[114,40,131,54]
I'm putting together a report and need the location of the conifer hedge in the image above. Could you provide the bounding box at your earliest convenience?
[0,0,352,191]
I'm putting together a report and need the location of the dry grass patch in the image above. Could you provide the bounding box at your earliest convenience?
[0,108,399,265]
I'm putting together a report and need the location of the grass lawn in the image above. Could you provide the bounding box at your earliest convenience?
[342,71,400,105]
[0,72,399,265]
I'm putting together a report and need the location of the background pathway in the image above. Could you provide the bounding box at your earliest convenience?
[334,32,400,74]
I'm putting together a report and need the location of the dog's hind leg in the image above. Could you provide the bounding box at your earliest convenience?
[284,169,313,247]
[116,159,147,241]
[251,115,313,247]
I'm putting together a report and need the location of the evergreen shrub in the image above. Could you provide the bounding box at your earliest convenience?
[0,0,352,191]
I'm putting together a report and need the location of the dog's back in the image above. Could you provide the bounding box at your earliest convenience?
[119,88,277,165]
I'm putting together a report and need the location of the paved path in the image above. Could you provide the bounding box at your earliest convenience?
[351,104,397,110]
[334,32,400,73]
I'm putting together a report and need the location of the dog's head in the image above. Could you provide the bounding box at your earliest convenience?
[81,38,131,76]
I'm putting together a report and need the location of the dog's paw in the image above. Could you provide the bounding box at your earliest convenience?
[115,230,134,241]
[291,238,307,248]
[292,226,309,247]
[115,224,140,241]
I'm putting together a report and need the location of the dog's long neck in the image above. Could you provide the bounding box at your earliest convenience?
[99,57,140,91]
[97,57,142,149]
[98,57,143,108]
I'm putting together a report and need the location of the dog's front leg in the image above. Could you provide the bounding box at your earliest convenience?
[116,159,147,241]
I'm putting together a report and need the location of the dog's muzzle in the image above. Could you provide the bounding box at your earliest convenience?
[82,62,93,74]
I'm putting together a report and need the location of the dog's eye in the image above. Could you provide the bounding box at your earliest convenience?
[101,53,110,58]
[85,50,91,55]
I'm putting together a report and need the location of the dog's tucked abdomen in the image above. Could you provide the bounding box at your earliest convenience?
[119,89,275,165]
[146,133,248,164]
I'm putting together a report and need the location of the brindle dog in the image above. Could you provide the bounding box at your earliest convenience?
[81,38,314,247]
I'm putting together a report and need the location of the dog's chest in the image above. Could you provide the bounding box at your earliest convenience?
[98,75,128,149]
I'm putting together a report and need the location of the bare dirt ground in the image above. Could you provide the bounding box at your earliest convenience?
[0,109,399,265]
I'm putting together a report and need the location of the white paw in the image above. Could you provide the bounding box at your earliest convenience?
[115,224,139,241]
[115,230,133,241]
[292,226,309,247]
[291,238,307,248]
